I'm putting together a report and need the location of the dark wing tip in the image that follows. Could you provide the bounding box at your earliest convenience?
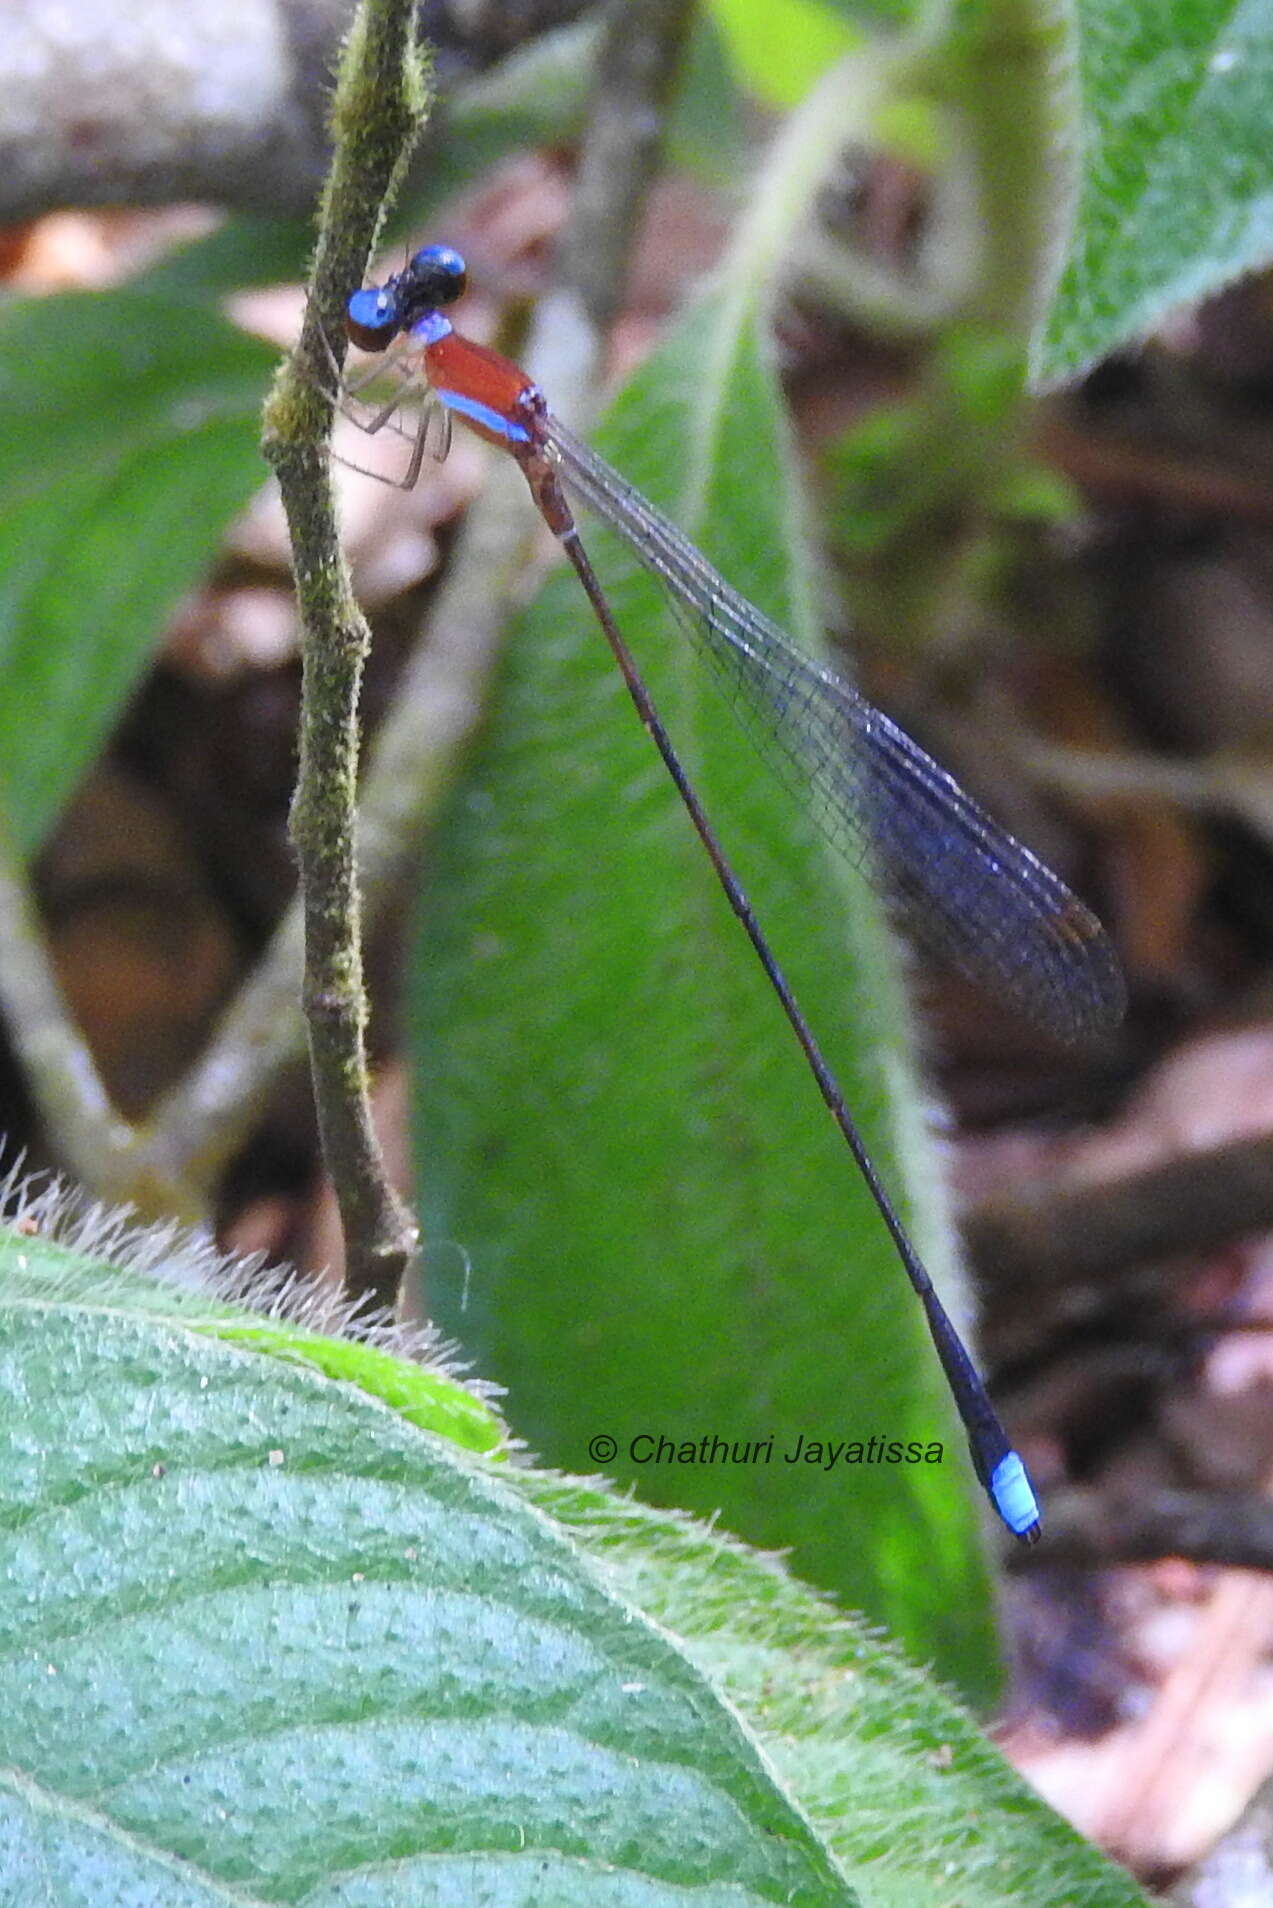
[1043,899,1127,1045]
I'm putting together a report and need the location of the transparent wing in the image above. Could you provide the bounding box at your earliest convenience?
[546,418,1124,1045]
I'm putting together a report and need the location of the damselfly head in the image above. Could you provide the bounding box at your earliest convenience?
[346,244,468,353]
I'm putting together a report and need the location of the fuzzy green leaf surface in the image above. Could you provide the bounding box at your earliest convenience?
[1038,0,1273,380]
[0,1222,1150,1908]
[0,1236,854,1908]
[530,1476,1152,1908]
[0,1216,502,1457]
[0,291,275,851]
[407,276,1003,1697]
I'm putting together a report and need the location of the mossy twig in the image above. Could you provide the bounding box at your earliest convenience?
[261,0,430,1311]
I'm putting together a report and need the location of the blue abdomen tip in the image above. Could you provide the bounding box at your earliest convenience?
[989,1451,1040,1539]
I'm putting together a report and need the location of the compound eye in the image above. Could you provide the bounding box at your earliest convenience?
[345,285,400,351]
[407,244,467,306]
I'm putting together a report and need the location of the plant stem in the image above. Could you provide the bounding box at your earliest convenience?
[936,0,1077,341]
[0,813,142,1204]
[261,0,430,1311]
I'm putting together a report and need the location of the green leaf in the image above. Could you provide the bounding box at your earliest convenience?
[407,273,1005,1699]
[0,1237,856,1907]
[0,1218,1151,1908]
[0,291,276,852]
[1038,0,1273,380]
